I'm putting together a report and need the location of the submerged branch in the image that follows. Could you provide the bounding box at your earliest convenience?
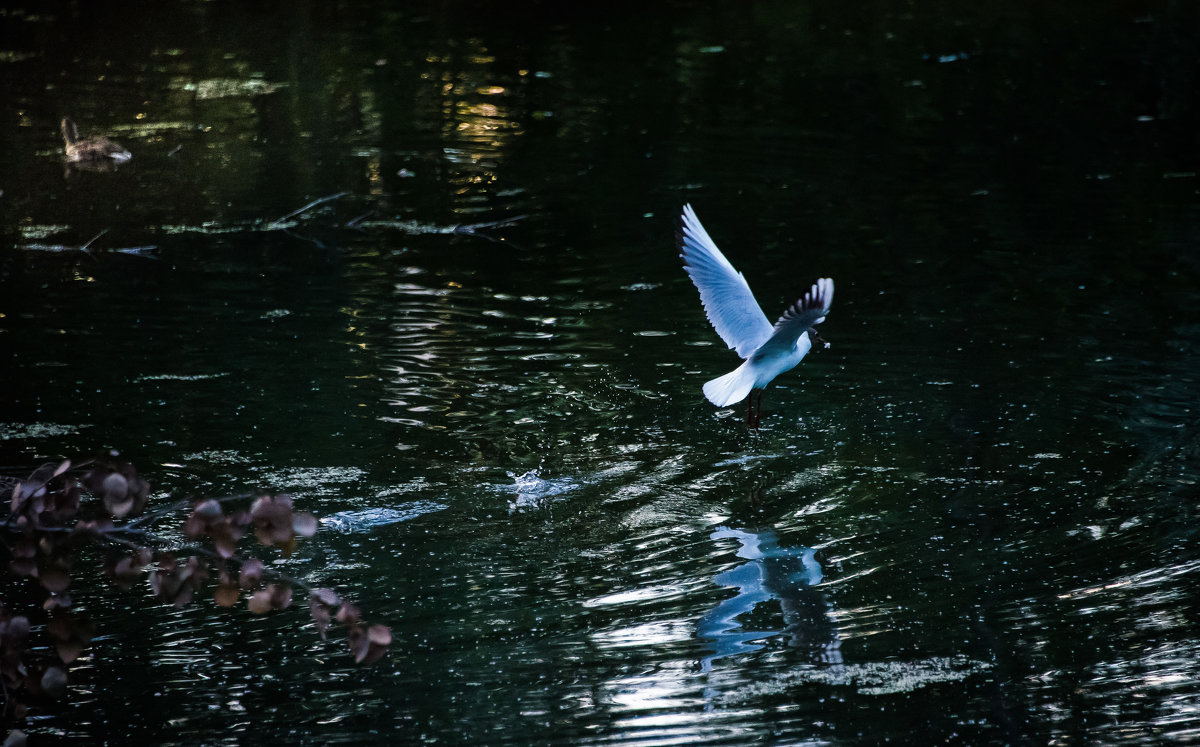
[18,230,157,259]
[78,229,109,253]
[0,454,390,707]
[124,492,257,531]
[268,191,348,228]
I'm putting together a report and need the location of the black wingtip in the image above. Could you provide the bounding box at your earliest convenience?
[793,278,832,313]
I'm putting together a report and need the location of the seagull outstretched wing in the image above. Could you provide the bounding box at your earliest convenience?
[757,278,834,355]
[678,204,774,359]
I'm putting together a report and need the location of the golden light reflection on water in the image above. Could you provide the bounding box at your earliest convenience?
[446,99,521,155]
[365,158,383,195]
[413,43,524,210]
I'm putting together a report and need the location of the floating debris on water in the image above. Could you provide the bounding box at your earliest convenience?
[321,502,448,533]
[505,468,579,511]
[258,465,367,496]
[718,657,992,702]
[0,422,89,440]
[178,77,283,100]
[135,373,231,382]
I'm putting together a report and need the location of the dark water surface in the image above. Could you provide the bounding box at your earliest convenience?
[3,1,1200,743]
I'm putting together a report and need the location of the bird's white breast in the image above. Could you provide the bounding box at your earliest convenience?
[748,332,813,387]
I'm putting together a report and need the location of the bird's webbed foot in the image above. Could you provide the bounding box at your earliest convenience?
[808,327,829,350]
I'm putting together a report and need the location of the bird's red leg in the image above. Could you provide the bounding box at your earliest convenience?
[747,388,763,429]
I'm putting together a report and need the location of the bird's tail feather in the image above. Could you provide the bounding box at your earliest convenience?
[702,364,756,407]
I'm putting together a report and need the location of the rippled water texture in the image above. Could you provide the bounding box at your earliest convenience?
[3,1,1200,744]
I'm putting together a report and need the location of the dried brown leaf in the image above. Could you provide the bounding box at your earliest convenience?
[107,551,147,590]
[47,614,93,664]
[56,641,83,664]
[292,512,318,537]
[42,593,71,611]
[149,553,190,604]
[247,588,273,615]
[101,472,128,501]
[247,584,292,614]
[125,472,150,515]
[213,584,239,607]
[308,588,340,640]
[111,556,135,577]
[192,498,222,520]
[250,495,298,547]
[276,537,298,558]
[9,559,37,579]
[348,627,369,663]
[172,586,194,608]
[211,522,238,559]
[40,666,67,698]
[106,497,134,518]
[49,483,80,519]
[347,624,388,665]
[249,495,273,519]
[336,603,361,625]
[271,584,293,610]
[310,605,331,639]
[367,624,392,646]
[239,558,264,589]
[39,568,71,594]
[311,588,340,607]
[182,514,206,538]
[185,556,209,588]
[273,522,294,544]
[5,616,30,641]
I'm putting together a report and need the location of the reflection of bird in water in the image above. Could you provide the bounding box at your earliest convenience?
[61,117,131,163]
[698,526,842,672]
[678,204,833,428]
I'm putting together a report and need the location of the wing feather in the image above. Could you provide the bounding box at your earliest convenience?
[757,278,834,354]
[678,204,773,359]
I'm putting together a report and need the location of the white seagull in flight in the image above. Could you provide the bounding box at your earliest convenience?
[678,204,834,428]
